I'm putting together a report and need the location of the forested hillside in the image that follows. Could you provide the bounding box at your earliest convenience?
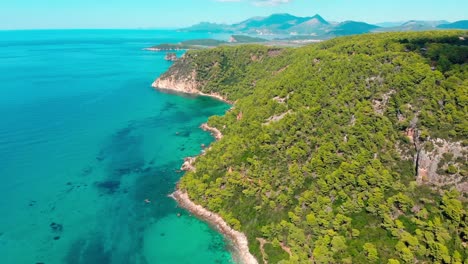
[163,31,468,263]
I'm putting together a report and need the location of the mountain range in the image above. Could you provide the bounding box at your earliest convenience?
[181,13,468,38]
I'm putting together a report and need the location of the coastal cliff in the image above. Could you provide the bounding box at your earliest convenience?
[152,53,200,93]
[152,54,230,103]
[157,31,468,263]
[153,69,199,94]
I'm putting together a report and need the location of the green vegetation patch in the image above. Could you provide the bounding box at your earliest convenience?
[175,30,468,263]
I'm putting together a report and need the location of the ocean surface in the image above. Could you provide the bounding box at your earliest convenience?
[0,29,233,264]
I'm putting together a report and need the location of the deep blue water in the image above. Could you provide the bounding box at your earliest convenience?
[0,30,233,264]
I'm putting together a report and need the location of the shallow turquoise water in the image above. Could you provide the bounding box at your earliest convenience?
[0,30,233,264]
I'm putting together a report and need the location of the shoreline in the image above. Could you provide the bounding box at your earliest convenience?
[171,190,258,264]
[143,47,188,51]
[153,73,258,264]
[200,123,223,140]
[151,79,233,104]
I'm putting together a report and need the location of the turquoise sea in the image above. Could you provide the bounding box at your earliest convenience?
[0,30,233,263]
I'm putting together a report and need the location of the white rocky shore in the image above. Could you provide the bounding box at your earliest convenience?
[152,70,231,104]
[154,69,257,263]
[200,123,223,140]
[171,190,258,264]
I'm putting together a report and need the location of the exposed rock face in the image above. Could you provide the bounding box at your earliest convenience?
[153,69,200,94]
[181,157,197,172]
[416,138,467,192]
[152,56,231,103]
[200,123,223,140]
[263,110,293,125]
[236,111,243,121]
[372,89,394,115]
[164,52,177,61]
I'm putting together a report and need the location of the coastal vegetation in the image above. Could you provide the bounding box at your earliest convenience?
[147,39,227,51]
[147,36,267,51]
[231,35,268,43]
[160,30,468,263]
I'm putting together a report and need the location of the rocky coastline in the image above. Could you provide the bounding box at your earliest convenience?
[200,123,223,140]
[154,69,257,263]
[143,47,187,51]
[171,190,258,264]
[152,72,232,104]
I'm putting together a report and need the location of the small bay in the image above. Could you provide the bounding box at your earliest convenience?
[0,29,233,264]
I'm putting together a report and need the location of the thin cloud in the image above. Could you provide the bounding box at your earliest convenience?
[254,0,293,6]
[215,0,293,6]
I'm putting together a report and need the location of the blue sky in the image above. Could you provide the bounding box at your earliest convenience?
[0,0,466,29]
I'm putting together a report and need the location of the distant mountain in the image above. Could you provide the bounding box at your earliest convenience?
[231,13,313,34]
[377,20,450,32]
[437,20,468,29]
[401,20,448,30]
[330,21,380,36]
[288,15,330,35]
[181,22,231,33]
[229,35,267,43]
[375,21,406,28]
[180,14,466,38]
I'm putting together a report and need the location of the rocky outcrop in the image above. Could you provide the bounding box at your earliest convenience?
[415,138,467,192]
[153,69,200,94]
[164,52,177,61]
[372,89,395,115]
[152,62,231,103]
[181,157,197,172]
[171,191,258,264]
[200,123,223,140]
[263,110,293,125]
[395,120,467,193]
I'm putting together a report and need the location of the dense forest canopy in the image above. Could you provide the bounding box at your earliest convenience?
[165,31,468,263]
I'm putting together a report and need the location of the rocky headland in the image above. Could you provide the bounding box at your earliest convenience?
[152,58,231,103]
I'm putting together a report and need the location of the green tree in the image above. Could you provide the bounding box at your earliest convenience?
[363,243,379,262]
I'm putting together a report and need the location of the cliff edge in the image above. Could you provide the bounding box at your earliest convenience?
[152,54,230,103]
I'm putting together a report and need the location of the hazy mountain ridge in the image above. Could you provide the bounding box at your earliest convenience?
[181,14,468,38]
[438,20,468,29]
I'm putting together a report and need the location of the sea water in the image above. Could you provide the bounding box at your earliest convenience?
[0,29,233,264]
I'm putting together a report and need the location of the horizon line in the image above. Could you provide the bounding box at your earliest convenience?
[0,14,465,31]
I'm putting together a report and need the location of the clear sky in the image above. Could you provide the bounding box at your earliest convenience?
[0,0,466,30]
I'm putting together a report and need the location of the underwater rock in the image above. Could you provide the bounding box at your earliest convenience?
[50,222,63,233]
[95,180,121,194]
[82,166,93,176]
